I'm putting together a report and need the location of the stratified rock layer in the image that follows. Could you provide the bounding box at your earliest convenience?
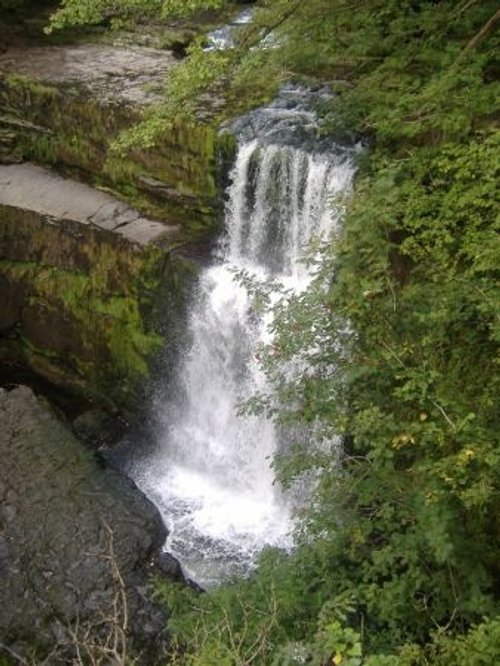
[0,162,173,245]
[0,385,168,660]
[0,43,233,236]
[0,180,171,411]
[0,44,177,106]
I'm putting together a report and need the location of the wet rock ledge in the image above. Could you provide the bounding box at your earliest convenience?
[0,166,175,414]
[0,162,172,245]
[0,385,170,663]
[0,34,235,416]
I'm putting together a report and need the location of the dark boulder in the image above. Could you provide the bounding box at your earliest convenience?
[0,385,171,662]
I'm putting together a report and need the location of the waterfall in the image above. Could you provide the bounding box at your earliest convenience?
[205,7,254,51]
[127,88,357,586]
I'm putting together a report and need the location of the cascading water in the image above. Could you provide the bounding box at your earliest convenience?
[205,7,254,51]
[125,87,358,587]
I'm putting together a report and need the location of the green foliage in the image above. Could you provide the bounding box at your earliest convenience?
[149,1,500,664]
[364,615,500,665]
[45,0,163,32]
[113,45,232,152]
[161,0,226,18]
[45,0,228,32]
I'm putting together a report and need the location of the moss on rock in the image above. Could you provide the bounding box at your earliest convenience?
[0,204,173,413]
[0,66,235,239]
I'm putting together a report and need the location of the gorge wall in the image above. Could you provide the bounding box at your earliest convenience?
[0,6,237,661]
[0,19,235,416]
[0,165,169,412]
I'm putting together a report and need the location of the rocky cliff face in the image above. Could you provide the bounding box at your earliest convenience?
[0,25,235,415]
[0,164,172,412]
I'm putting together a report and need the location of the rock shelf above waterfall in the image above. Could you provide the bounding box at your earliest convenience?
[0,162,175,245]
[0,40,232,236]
[0,43,177,106]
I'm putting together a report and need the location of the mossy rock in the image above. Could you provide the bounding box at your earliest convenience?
[0,203,189,414]
[0,64,235,240]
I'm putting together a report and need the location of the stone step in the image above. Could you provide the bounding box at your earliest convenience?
[0,162,177,245]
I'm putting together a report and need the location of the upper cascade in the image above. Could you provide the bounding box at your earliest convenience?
[224,139,354,280]
[205,6,254,51]
[227,84,347,151]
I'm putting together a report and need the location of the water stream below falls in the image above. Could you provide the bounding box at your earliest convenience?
[123,88,357,587]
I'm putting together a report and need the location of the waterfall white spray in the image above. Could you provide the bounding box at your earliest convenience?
[128,90,357,586]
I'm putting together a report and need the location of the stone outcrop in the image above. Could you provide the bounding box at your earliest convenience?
[0,168,174,412]
[0,44,178,106]
[0,24,236,414]
[0,42,234,237]
[0,385,170,662]
[0,162,174,245]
